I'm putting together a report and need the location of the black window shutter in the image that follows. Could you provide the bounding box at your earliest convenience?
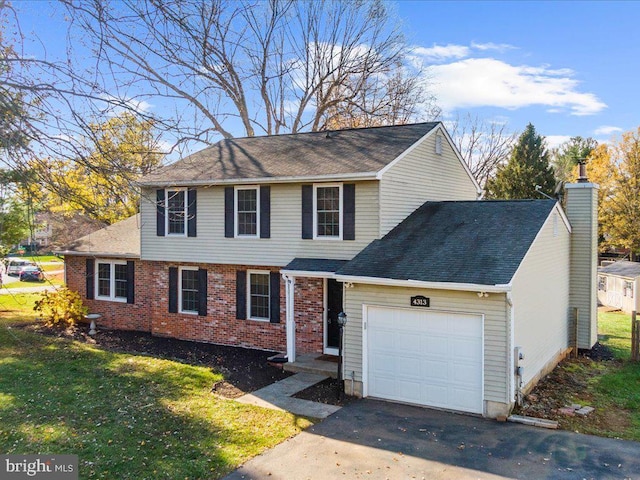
[198,268,208,316]
[236,270,247,319]
[187,189,197,237]
[224,187,234,238]
[260,185,271,239]
[168,267,178,313]
[85,258,94,300]
[156,189,166,236]
[301,185,313,239]
[269,272,281,323]
[126,260,135,304]
[343,183,356,240]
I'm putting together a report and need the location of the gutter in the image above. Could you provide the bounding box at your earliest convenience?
[333,274,512,293]
[137,171,379,188]
[54,250,141,260]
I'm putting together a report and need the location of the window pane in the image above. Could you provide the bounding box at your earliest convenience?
[181,269,199,312]
[167,190,186,234]
[249,273,270,319]
[114,264,128,299]
[97,263,111,297]
[316,187,340,237]
[237,189,257,236]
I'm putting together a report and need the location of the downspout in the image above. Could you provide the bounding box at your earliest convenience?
[506,292,520,407]
[282,274,296,362]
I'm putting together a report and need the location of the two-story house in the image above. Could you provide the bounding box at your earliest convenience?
[60,122,598,418]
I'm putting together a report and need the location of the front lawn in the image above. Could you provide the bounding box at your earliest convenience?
[0,306,310,479]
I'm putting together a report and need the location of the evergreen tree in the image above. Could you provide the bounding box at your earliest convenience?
[485,123,556,199]
[552,136,598,182]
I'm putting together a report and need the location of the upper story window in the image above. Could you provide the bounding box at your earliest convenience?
[314,184,342,239]
[96,259,128,302]
[156,188,197,238]
[167,189,187,235]
[236,187,259,237]
[301,183,355,241]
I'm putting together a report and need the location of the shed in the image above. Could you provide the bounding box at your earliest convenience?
[597,260,640,313]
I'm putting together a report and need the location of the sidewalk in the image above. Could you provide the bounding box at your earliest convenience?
[235,372,341,419]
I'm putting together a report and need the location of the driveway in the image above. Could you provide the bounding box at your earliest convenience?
[224,399,640,480]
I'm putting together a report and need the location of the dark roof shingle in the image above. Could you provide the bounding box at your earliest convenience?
[337,200,557,286]
[141,123,439,185]
[599,260,640,278]
[57,214,141,258]
[283,258,349,273]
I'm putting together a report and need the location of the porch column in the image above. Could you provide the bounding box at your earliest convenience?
[282,273,296,362]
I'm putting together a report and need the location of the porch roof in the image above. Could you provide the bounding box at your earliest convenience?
[282,258,349,277]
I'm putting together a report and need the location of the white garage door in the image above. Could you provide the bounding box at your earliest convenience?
[366,306,483,414]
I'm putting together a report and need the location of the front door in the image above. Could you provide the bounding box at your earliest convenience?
[325,279,343,355]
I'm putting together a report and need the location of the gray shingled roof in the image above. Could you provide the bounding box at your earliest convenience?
[56,214,141,258]
[284,258,349,273]
[337,200,558,286]
[599,260,640,278]
[140,123,439,186]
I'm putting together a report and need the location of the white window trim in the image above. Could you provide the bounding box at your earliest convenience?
[95,259,128,303]
[313,183,343,240]
[247,269,270,322]
[165,188,188,237]
[234,185,260,238]
[179,266,199,315]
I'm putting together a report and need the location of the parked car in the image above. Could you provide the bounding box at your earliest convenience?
[6,259,35,276]
[19,265,45,282]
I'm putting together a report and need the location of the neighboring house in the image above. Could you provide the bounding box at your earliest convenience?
[57,122,599,418]
[597,261,640,314]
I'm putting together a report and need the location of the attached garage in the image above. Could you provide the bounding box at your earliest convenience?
[365,306,483,414]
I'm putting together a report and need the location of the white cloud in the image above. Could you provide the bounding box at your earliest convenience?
[426,58,606,116]
[545,135,572,150]
[413,44,470,62]
[470,41,516,53]
[594,125,623,136]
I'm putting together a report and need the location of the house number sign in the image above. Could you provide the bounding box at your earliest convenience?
[410,295,430,307]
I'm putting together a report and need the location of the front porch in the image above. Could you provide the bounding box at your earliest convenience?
[283,354,339,378]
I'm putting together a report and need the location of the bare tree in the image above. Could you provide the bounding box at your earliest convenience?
[61,0,432,146]
[448,113,516,188]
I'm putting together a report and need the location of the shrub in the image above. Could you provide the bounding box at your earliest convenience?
[34,288,88,328]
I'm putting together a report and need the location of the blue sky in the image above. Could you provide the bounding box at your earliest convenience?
[14,0,640,150]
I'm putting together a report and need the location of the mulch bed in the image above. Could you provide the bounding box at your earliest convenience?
[18,324,351,406]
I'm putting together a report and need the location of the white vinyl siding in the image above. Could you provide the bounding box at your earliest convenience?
[565,184,599,348]
[343,284,509,407]
[379,126,478,236]
[511,206,571,390]
[140,181,379,265]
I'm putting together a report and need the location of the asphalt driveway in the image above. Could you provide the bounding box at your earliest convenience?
[224,398,640,480]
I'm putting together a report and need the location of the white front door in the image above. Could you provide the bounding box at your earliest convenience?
[365,306,484,414]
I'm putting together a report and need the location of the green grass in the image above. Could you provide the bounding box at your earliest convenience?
[2,277,64,290]
[7,254,63,263]
[559,309,640,441]
[0,292,40,322]
[0,325,310,479]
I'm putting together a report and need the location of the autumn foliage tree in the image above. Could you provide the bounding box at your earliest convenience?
[591,128,640,256]
[28,113,162,224]
[485,123,556,199]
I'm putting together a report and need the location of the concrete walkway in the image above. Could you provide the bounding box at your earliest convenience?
[235,372,341,419]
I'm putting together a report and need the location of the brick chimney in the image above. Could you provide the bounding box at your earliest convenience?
[564,162,599,349]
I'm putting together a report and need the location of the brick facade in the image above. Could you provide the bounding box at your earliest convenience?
[293,277,325,354]
[65,256,328,354]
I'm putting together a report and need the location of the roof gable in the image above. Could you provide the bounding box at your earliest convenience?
[337,199,557,287]
[141,122,439,186]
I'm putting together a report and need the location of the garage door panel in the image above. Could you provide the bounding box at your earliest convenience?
[367,307,483,414]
